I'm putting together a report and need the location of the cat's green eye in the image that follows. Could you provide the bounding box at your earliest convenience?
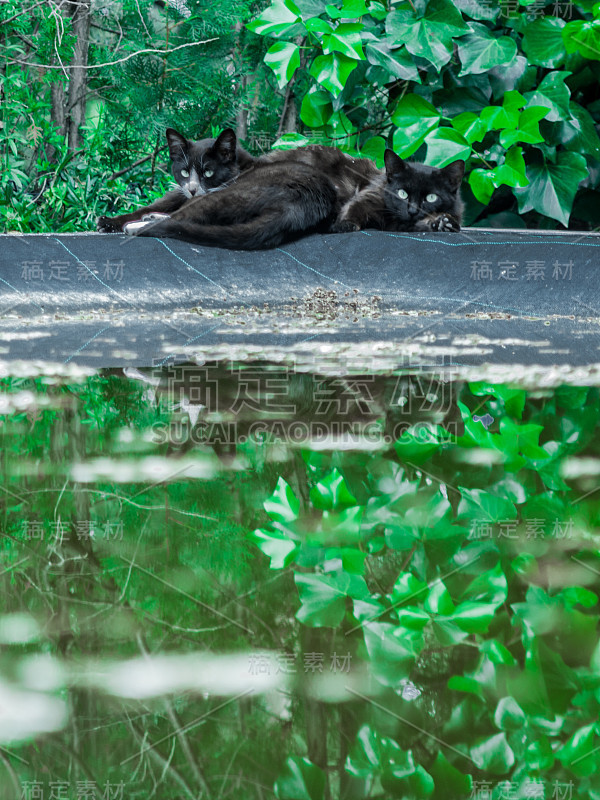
[397,189,408,200]
[426,193,438,202]
[180,169,190,178]
[204,169,214,178]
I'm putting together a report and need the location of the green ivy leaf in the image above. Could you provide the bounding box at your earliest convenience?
[345,724,387,776]
[394,423,444,463]
[515,150,588,227]
[480,90,525,131]
[383,761,434,798]
[265,42,301,88]
[249,527,298,569]
[429,751,473,800]
[450,601,498,633]
[457,487,517,524]
[470,733,515,774]
[364,40,420,82]
[526,736,555,771]
[359,135,386,166]
[525,70,572,123]
[295,573,347,627]
[275,756,326,800]
[326,0,369,19]
[451,111,488,144]
[300,90,333,127]
[497,419,549,461]
[321,505,364,543]
[480,639,517,665]
[363,622,418,685]
[247,0,301,36]
[325,109,355,138]
[563,102,600,158]
[396,606,431,630]
[425,581,456,616]
[323,22,365,60]
[391,95,441,158]
[522,16,567,68]
[458,23,517,76]
[294,0,330,19]
[309,52,358,96]
[391,571,428,606]
[305,16,333,34]
[469,381,527,418]
[424,129,471,167]
[560,586,598,609]
[453,0,499,21]
[563,17,600,61]
[556,724,598,776]
[494,697,526,731]
[462,563,508,605]
[310,468,357,510]
[499,105,549,147]
[325,547,366,574]
[386,0,468,72]
[264,477,300,522]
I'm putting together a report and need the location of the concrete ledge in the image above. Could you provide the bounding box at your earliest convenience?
[1,229,599,372]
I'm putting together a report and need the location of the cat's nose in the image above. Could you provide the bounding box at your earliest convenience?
[408,202,418,216]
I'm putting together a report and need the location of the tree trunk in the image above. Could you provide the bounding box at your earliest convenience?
[301,626,330,800]
[234,21,248,141]
[66,0,92,150]
[48,0,91,155]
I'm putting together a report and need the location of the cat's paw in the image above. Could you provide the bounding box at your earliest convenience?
[330,219,360,233]
[428,214,460,233]
[123,220,154,236]
[97,216,123,233]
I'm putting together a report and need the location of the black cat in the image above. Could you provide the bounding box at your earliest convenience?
[97,128,255,233]
[97,128,379,242]
[123,159,341,249]
[331,149,464,233]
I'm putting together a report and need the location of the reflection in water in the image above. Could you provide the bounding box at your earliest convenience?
[0,366,599,800]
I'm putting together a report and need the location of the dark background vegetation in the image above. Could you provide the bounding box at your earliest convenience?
[2,0,600,232]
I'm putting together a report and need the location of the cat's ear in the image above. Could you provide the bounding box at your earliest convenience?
[440,159,465,190]
[166,129,189,161]
[384,149,405,176]
[213,128,237,163]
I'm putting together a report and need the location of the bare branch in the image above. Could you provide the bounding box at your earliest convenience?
[1,0,48,26]
[109,146,168,180]
[9,38,218,70]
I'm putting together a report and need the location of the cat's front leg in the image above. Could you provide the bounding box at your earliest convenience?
[329,204,370,233]
[329,218,361,233]
[97,190,185,233]
[123,214,171,235]
[415,213,461,233]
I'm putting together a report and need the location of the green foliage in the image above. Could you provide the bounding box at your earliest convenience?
[0,0,276,232]
[248,377,600,797]
[249,0,600,228]
[2,370,600,797]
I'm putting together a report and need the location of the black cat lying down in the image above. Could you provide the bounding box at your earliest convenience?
[125,160,339,250]
[96,128,378,245]
[97,129,463,249]
[332,149,464,234]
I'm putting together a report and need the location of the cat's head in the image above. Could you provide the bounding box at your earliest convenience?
[383,149,464,223]
[165,128,249,198]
